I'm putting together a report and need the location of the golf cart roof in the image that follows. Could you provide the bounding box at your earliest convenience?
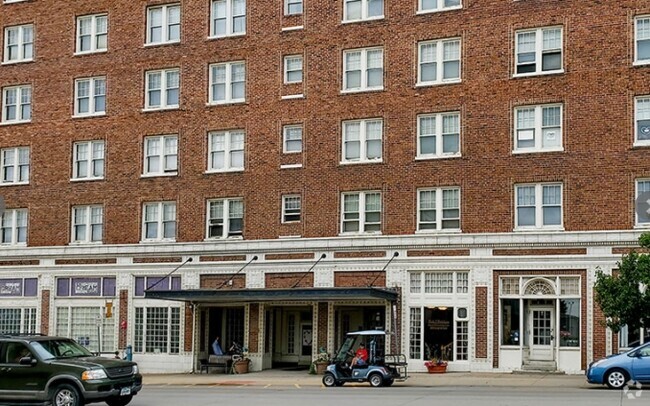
[346,330,387,336]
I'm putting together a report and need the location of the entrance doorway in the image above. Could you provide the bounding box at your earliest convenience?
[270,306,313,367]
[528,306,554,361]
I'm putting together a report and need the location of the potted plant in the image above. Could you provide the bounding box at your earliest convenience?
[424,343,449,374]
[312,347,330,375]
[233,347,251,374]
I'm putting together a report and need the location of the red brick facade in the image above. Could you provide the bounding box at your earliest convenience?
[39,290,49,335]
[475,286,488,359]
[118,289,128,349]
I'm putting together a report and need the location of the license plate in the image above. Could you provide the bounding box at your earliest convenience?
[120,387,131,396]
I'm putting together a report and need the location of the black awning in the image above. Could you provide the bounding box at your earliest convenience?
[144,287,398,303]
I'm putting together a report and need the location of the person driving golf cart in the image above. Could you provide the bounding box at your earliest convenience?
[350,342,368,367]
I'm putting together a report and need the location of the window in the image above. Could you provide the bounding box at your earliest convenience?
[208,130,244,171]
[209,61,245,104]
[74,77,106,117]
[56,306,115,353]
[284,55,303,84]
[146,4,181,45]
[2,85,31,124]
[3,24,33,63]
[343,47,383,92]
[501,298,520,345]
[282,195,301,223]
[145,68,180,110]
[1,208,27,245]
[210,0,246,38]
[514,104,562,152]
[341,191,381,233]
[72,140,104,180]
[0,278,37,297]
[515,183,563,229]
[635,96,650,145]
[559,299,580,347]
[283,125,302,153]
[619,326,648,349]
[285,0,303,15]
[143,135,178,176]
[342,118,382,163]
[417,112,460,157]
[1,146,29,185]
[410,271,470,295]
[636,16,650,64]
[134,306,180,354]
[56,277,115,297]
[418,38,461,85]
[515,27,563,76]
[418,0,461,13]
[0,308,36,335]
[343,0,383,22]
[636,179,650,225]
[409,306,469,361]
[142,202,176,241]
[207,198,243,238]
[418,187,460,231]
[134,276,181,296]
[71,205,103,243]
[76,14,107,54]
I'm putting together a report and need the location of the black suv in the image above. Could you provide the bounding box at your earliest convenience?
[0,334,142,406]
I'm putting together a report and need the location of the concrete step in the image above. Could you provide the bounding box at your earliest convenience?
[520,361,558,372]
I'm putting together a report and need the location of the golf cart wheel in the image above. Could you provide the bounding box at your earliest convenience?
[368,373,384,387]
[322,373,337,387]
[605,368,628,389]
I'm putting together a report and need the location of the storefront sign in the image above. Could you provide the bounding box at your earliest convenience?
[0,279,22,296]
[72,278,101,296]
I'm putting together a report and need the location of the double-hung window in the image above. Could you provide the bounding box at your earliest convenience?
[343,47,383,92]
[341,191,381,233]
[284,55,303,84]
[282,195,301,223]
[418,38,461,85]
[1,147,29,185]
[145,68,180,110]
[1,85,31,124]
[1,208,27,245]
[210,0,246,38]
[514,104,562,152]
[208,130,244,171]
[71,205,103,243]
[417,112,460,158]
[209,61,245,104]
[343,0,383,22]
[73,140,104,180]
[417,187,460,231]
[635,16,650,65]
[74,77,106,117]
[3,24,33,63]
[146,4,181,45]
[142,202,176,241]
[143,135,178,176]
[342,118,382,163]
[418,0,461,13]
[283,125,303,153]
[635,96,650,146]
[636,179,650,226]
[76,14,107,54]
[207,198,243,238]
[515,27,563,76]
[515,183,563,230]
[285,0,303,15]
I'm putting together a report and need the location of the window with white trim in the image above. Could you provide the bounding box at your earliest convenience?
[74,77,106,117]
[282,125,302,153]
[207,198,243,238]
[418,38,461,85]
[134,306,180,354]
[410,271,469,294]
[417,112,460,157]
[515,183,563,229]
[142,202,176,241]
[143,135,178,176]
[282,195,301,223]
[343,0,383,22]
[146,4,180,45]
[76,14,107,54]
[208,130,244,171]
[341,191,381,233]
[635,96,650,145]
[418,0,461,13]
[342,118,382,163]
[210,0,246,38]
[1,208,27,245]
[343,47,383,92]
[209,61,245,104]
[0,308,36,334]
[3,24,33,63]
[514,104,562,152]
[1,146,29,185]
[285,0,303,15]
[515,27,563,76]
[409,305,469,361]
[417,187,460,231]
[284,55,303,84]
[71,205,103,243]
[57,306,115,353]
[72,140,105,180]
[635,16,650,65]
[636,179,650,226]
[2,85,31,123]
[145,68,180,110]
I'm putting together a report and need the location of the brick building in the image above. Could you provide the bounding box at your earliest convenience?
[0,0,649,373]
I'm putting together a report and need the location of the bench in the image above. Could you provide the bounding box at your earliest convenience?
[199,355,232,374]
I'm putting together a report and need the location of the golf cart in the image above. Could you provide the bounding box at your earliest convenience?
[322,330,408,387]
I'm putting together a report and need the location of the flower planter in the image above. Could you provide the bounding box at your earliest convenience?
[233,359,250,374]
[315,362,328,375]
[424,361,448,374]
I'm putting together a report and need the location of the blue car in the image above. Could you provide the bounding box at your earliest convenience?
[586,342,650,389]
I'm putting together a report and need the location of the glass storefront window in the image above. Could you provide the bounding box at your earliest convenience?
[620,326,648,348]
[424,307,453,361]
[559,299,580,347]
[501,299,520,345]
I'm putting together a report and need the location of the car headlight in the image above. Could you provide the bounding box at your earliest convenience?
[132,365,139,375]
[82,369,108,380]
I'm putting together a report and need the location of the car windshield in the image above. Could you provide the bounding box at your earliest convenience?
[30,339,93,360]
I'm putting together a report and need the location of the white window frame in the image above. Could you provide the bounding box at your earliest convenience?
[342,47,384,93]
[282,125,303,153]
[342,0,384,23]
[416,187,461,232]
[417,38,461,86]
[284,55,303,84]
[75,14,108,55]
[207,130,245,172]
[1,146,29,185]
[636,179,650,227]
[143,135,178,177]
[72,140,105,181]
[340,191,382,234]
[3,24,33,64]
[142,202,176,242]
[1,208,27,246]
[282,195,301,223]
[71,205,103,244]
[416,111,461,158]
[417,0,462,14]
[206,198,244,239]
[513,103,563,153]
[635,16,650,65]
[514,26,563,77]
[514,183,563,231]
[208,61,246,105]
[285,0,303,15]
[341,118,383,164]
[146,4,181,45]
[74,77,106,117]
[133,305,181,354]
[634,96,650,146]
[209,0,246,38]
[1,85,31,124]
[144,68,180,110]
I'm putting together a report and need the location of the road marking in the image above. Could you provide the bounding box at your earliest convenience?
[264,384,272,388]
[294,384,300,389]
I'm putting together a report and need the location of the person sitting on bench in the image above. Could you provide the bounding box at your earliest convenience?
[350,343,368,367]
[212,336,224,355]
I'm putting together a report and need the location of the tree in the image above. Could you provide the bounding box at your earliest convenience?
[594,233,650,333]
